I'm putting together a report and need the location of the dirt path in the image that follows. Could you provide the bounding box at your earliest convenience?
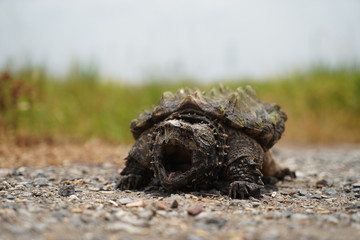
[0,144,360,240]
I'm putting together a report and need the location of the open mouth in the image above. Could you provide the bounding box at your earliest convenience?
[162,142,192,180]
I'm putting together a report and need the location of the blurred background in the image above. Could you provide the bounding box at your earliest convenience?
[1,0,360,145]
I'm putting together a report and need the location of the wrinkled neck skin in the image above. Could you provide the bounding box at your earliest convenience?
[151,113,223,190]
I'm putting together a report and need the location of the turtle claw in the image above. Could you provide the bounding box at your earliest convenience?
[116,174,142,190]
[229,181,262,199]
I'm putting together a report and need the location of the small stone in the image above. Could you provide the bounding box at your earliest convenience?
[324,189,337,196]
[194,212,215,220]
[58,185,75,197]
[311,194,322,199]
[119,198,132,205]
[0,181,11,190]
[108,200,119,207]
[70,208,83,213]
[88,187,100,191]
[305,209,314,214]
[155,201,167,210]
[291,213,309,221]
[121,215,148,227]
[21,192,33,197]
[126,200,145,208]
[346,202,360,210]
[33,177,48,186]
[137,210,155,220]
[114,210,127,219]
[316,179,330,188]
[6,194,15,200]
[15,184,26,190]
[170,194,182,200]
[185,194,193,199]
[297,190,307,196]
[68,195,79,202]
[156,210,168,217]
[171,200,179,209]
[195,215,227,231]
[101,184,114,191]
[32,191,42,197]
[252,202,261,208]
[187,206,203,216]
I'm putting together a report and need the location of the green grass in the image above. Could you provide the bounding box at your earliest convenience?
[1,65,360,144]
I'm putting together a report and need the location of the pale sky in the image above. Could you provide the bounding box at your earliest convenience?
[1,0,360,82]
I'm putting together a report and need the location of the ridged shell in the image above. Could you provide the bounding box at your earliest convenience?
[130,85,287,150]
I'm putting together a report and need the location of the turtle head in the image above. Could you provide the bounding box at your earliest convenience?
[151,119,219,190]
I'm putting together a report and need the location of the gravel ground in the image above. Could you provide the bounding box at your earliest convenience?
[1,144,360,240]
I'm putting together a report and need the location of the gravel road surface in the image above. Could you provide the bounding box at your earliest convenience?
[1,144,360,240]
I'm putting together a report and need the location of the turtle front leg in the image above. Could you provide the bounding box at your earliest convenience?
[116,156,153,190]
[224,130,264,199]
[116,132,154,190]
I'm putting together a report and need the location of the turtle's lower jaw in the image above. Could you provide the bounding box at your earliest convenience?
[155,139,195,189]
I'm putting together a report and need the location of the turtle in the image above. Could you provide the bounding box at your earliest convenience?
[116,85,294,199]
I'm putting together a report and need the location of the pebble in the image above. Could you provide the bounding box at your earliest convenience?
[291,214,310,221]
[68,195,79,202]
[118,198,132,205]
[297,190,307,196]
[121,215,149,227]
[324,189,337,196]
[316,179,331,188]
[195,216,227,231]
[21,192,33,197]
[153,201,166,210]
[170,200,179,209]
[58,185,75,197]
[346,202,360,210]
[137,210,155,220]
[187,207,204,216]
[33,177,49,186]
[170,194,182,200]
[0,146,359,239]
[311,194,323,199]
[252,202,261,208]
[6,194,15,200]
[0,181,11,190]
[126,200,145,208]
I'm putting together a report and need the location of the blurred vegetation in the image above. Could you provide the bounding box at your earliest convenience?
[1,65,360,144]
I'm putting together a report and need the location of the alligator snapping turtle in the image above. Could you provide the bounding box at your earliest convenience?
[117,85,294,199]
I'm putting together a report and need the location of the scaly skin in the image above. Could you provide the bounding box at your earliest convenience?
[223,127,264,199]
